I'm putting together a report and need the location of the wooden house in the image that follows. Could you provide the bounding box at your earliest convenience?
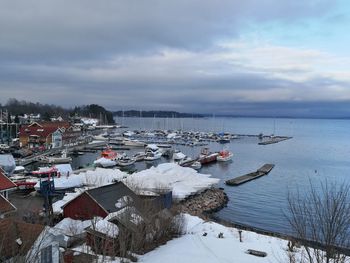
[0,168,17,199]
[62,182,139,220]
[19,121,70,149]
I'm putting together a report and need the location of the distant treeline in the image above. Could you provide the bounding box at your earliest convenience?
[113,110,206,118]
[0,98,115,124]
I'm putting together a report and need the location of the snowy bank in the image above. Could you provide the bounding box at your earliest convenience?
[123,163,219,200]
[139,214,288,263]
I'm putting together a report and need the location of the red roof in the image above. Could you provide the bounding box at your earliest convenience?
[0,194,16,216]
[19,121,70,138]
[0,170,17,191]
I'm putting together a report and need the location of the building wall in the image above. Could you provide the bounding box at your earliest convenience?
[63,193,108,220]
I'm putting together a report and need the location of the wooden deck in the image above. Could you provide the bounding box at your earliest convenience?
[225,164,275,186]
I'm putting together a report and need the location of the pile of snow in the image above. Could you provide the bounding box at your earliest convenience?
[140,214,288,263]
[123,163,219,200]
[53,218,91,236]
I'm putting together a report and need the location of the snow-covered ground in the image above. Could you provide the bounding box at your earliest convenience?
[68,214,290,263]
[139,214,287,263]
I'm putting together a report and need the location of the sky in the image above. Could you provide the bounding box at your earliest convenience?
[1,0,350,117]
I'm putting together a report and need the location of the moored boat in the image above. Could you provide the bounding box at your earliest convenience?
[117,156,136,167]
[217,150,233,162]
[93,146,120,167]
[133,152,146,162]
[144,144,162,161]
[198,147,218,164]
[39,150,72,164]
[190,161,202,170]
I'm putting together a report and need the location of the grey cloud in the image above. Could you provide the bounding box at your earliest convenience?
[0,0,335,62]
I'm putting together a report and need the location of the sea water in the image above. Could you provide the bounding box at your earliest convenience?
[120,117,350,234]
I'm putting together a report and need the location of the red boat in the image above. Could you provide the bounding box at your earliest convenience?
[198,147,218,164]
[13,167,59,190]
[100,146,118,160]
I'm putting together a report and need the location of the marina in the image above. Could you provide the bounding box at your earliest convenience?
[3,116,348,237]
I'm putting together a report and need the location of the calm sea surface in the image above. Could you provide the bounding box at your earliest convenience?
[83,117,350,234]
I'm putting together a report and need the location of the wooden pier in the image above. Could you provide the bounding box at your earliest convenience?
[225,164,275,186]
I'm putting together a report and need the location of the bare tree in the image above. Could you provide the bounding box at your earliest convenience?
[286,181,350,263]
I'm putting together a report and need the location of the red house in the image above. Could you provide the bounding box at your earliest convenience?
[62,182,138,220]
[0,168,17,199]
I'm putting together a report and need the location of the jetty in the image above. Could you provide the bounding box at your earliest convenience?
[225,164,275,186]
[258,136,292,145]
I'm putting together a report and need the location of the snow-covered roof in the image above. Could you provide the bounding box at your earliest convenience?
[105,206,143,226]
[93,218,119,238]
[53,218,91,236]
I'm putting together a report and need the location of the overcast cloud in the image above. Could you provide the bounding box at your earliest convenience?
[0,0,349,117]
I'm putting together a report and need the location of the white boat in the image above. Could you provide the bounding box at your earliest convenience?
[173,151,186,161]
[94,157,117,168]
[144,144,162,161]
[190,161,202,170]
[123,138,146,147]
[177,156,193,166]
[39,150,72,164]
[133,152,146,162]
[217,150,233,162]
[117,156,136,167]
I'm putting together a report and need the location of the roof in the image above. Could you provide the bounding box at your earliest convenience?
[0,170,17,191]
[0,219,44,260]
[0,194,16,216]
[19,121,70,138]
[86,182,138,214]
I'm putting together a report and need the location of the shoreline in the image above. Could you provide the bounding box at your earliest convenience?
[177,187,229,217]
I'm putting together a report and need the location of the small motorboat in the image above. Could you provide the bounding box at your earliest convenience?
[117,156,136,167]
[39,150,72,164]
[190,161,202,170]
[133,152,146,162]
[217,150,233,162]
[123,138,146,147]
[94,157,117,168]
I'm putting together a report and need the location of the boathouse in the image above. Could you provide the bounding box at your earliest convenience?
[0,168,17,199]
[62,182,140,220]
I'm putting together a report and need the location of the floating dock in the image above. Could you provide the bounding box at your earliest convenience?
[225,164,275,186]
[258,136,292,145]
